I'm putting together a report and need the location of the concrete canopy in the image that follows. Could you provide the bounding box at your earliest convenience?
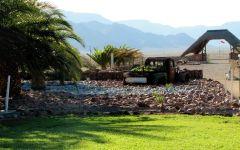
[181,29,240,57]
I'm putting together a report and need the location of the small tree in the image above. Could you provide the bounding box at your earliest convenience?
[87,45,115,69]
[114,45,143,67]
[88,44,143,69]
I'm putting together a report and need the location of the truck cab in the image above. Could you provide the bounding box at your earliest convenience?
[145,57,176,83]
[123,57,202,84]
[124,57,177,84]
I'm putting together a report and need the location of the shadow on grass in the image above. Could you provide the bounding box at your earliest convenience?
[0,115,183,149]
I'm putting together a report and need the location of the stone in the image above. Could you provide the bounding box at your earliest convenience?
[9,79,237,117]
[137,102,149,108]
[231,103,240,108]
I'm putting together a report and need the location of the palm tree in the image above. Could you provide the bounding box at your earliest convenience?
[87,45,116,69]
[88,44,143,69]
[114,45,143,67]
[0,0,84,94]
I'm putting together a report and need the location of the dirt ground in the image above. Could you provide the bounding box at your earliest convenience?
[181,53,240,98]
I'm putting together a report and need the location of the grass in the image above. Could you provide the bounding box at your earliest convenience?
[0,114,240,150]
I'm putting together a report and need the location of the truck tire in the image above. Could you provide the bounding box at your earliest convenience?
[184,74,190,82]
[177,72,189,83]
[151,73,167,84]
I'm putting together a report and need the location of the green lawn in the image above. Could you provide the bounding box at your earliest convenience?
[0,115,240,150]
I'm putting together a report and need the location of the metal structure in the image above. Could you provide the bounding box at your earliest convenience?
[181,29,240,59]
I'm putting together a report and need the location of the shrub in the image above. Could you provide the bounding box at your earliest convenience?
[152,91,165,104]
[165,83,173,89]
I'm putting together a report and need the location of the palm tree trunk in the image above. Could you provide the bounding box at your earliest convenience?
[31,73,45,90]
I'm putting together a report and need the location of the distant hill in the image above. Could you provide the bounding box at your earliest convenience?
[63,11,112,24]
[119,20,240,38]
[118,20,176,36]
[62,11,240,54]
[69,21,195,53]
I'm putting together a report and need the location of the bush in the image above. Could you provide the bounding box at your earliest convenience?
[165,83,173,89]
[152,91,165,104]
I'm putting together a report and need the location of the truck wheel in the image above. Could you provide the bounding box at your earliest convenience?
[185,75,190,82]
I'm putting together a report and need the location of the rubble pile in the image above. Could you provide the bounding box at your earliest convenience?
[82,79,240,116]
[9,79,240,117]
[163,80,240,115]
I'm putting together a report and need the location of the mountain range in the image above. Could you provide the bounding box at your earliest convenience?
[70,21,194,53]
[119,20,240,38]
[63,11,240,54]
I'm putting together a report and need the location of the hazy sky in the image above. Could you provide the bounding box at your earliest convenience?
[45,0,240,27]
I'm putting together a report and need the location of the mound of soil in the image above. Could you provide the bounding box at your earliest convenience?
[8,79,240,118]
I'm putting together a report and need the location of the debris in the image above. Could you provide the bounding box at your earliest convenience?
[9,79,240,117]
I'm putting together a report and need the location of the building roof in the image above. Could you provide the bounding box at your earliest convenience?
[181,29,240,57]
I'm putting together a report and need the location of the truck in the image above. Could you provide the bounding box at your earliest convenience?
[123,57,203,84]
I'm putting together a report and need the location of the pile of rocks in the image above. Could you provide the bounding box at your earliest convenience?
[44,80,199,98]
[82,80,240,116]
[10,91,82,117]
[11,79,240,117]
[163,79,240,115]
